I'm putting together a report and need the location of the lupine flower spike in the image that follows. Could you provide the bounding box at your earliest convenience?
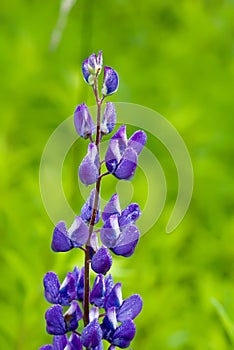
[40,51,147,349]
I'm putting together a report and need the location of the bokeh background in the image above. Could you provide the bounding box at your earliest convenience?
[1,0,234,349]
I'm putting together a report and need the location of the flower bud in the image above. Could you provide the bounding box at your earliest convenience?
[102,66,119,96]
[91,246,112,275]
[78,143,100,186]
[101,102,116,135]
[74,103,95,139]
[82,51,103,85]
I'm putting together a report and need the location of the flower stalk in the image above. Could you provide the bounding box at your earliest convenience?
[39,51,147,350]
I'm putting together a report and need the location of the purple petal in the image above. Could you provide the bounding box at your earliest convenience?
[101,307,118,341]
[82,58,94,85]
[79,143,100,186]
[105,274,114,297]
[114,147,138,180]
[111,319,136,348]
[90,274,105,308]
[102,66,119,96]
[51,221,72,252]
[88,53,98,74]
[88,51,103,75]
[45,305,66,335]
[68,216,89,247]
[105,307,118,330]
[90,231,99,251]
[91,246,112,275]
[100,215,121,248]
[39,345,53,350]
[64,301,82,332]
[118,203,141,228]
[76,266,84,301]
[111,225,140,257]
[53,335,68,350]
[111,125,127,152]
[81,319,103,348]
[97,50,103,69]
[108,346,116,350]
[101,102,116,135]
[104,282,122,309]
[72,266,80,283]
[105,142,121,174]
[93,343,104,350]
[59,272,77,306]
[117,294,143,322]
[43,272,60,304]
[89,306,99,322]
[81,188,100,224]
[69,333,82,350]
[74,103,95,139]
[105,126,127,173]
[127,130,147,155]
[102,193,121,222]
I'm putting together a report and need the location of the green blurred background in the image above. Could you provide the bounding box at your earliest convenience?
[1,0,234,349]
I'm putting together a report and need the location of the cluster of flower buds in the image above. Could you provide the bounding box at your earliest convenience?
[40,51,147,350]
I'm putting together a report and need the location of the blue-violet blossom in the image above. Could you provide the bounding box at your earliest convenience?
[40,51,146,350]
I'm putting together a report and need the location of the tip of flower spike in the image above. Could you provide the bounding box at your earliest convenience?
[82,51,103,85]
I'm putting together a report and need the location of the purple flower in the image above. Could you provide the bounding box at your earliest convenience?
[116,294,143,322]
[111,319,136,348]
[81,319,103,348]
[104,282,122,309]
[102,193,121,222]
[100,194,141,257]
[39,334,82,350]
[81,188,100,224]
[90,274,105,308]
[45,301,82,335]
[43,271,76,306]
[43,266,85,306]
[91,246,112,275]
[74,103,95,139]
[73,266,85,301]
[51,217,89,253]
[105,125,147,180]
[101,102,116,135]
[102,67,119,96]
[101,308,137,349]
[79,143,100,186]
[103,277,143,320]
[69,333,83,350]
[105,274,114,297]
[82,51,103,85]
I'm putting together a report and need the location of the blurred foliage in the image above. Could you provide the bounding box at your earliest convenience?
[0,0,234,349]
